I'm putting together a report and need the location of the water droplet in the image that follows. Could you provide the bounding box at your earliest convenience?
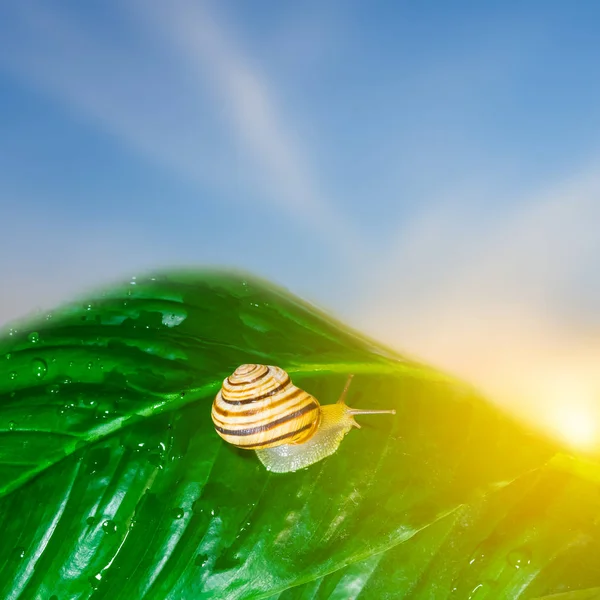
[63,377,72,385]
[172,507,185,519]
[45,313,53,321]
[508,548,531,569]
[102,520,117,534]
[85,303,93,311]
[9,371,17,380]
[49,596,58,600]
[468,582,492,599]
[87,362,93,370]
[28,332,39,344]
[32,358,48,379]
[8,421,15,431]
[89,573,102,589]
[469,545,486,565]
[82,395,97,407]
[194,553,209,567]
[47,384,60,395]
[86,516,96,526]
[14,546,25,559]
[96,409,113,420]
[5,353,11,360]
[88,448,111,474]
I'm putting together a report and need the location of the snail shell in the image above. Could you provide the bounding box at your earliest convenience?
[211,364,320,449]
[212,364,395,473]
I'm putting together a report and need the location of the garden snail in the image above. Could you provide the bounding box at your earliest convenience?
[211,364,396,473]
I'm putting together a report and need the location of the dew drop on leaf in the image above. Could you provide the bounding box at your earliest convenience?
[171,507,185,520]
[13,546,25,559]
[468,582,492,599]
[8,421,15,431]
[87,448,111,474]
[89,573,102,589]
[194,553,209,567]
[102,520,117,534]
[32,358,48,379]
[507,548,531,569]
[28,331,39,344]
[82,396,97,407]
[9,371,17,381]
[86,516,97,526]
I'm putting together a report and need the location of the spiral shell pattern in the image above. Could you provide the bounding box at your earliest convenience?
[211,364,321,450]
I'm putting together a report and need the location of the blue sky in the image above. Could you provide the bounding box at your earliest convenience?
[1,1,600,446]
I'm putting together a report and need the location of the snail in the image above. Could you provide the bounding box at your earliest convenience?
[211,364,395,473]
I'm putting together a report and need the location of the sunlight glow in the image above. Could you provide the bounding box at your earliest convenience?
[554,405,597,448]
[542,373,599,450]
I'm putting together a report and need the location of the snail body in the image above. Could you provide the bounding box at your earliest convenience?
[211,364,395,473]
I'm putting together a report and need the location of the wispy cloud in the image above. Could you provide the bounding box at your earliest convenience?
[356,161,600,447]
[129,0,364,260]
[0,3,228,186]
[0,1,361,260]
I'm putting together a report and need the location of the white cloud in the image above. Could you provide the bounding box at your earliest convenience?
[0,3,229,187]
[129,0,365,262]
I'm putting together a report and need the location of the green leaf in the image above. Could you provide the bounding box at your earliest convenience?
[0,269,597,599]
[266,455,600,599]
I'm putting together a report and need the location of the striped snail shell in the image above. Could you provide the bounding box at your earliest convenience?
[211,364,395,473]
